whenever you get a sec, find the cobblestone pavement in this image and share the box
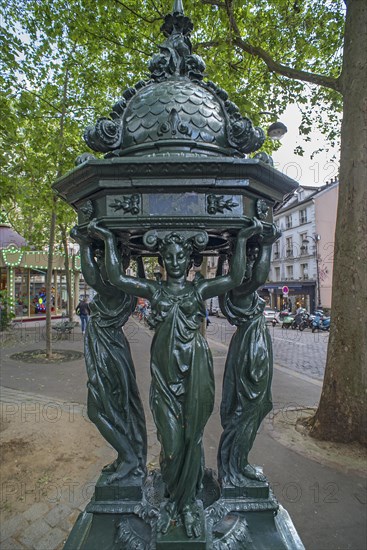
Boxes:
[1,317,329,382]
[207,317,329,380]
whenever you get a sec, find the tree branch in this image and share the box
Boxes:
[232,36,341,92]
[83,29,152,57]
[202,0,342,93]
[113,0,162,24]
[194,40,222,50]
[201,0,226,6]
[17,86,64,114]
[149,0,165,18]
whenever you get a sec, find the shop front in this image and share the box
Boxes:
[260,281,316,313]
[0,246,81,319]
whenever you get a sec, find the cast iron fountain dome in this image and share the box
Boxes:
[84,0,265,158]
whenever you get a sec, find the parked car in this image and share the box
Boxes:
[263,308,277,324]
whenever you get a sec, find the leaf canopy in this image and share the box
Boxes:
[0,0,345,245]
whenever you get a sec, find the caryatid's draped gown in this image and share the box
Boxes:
[148,283,215,511]
[218,291,273,485]
[85,290,147,480]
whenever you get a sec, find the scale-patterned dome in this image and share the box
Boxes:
[83,2,264,158]
[122,78,227,154]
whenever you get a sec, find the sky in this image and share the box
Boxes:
[271,103,340,188]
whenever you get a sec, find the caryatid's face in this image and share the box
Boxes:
[162,242,190,279]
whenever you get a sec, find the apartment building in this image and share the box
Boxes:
[263,179,339,312]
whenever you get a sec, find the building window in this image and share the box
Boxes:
[286,215,292,229]
[301,263,309,280]
[208,256,217,268]
[273,242,280,259]
[299,209,307,224]
[286,265,293,279]
[275,267,280,281]
[286,237,293,258]
[300,232,308,255]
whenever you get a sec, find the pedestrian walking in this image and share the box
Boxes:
[76,297,91,334]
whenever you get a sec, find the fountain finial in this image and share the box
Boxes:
[172,0,184,15]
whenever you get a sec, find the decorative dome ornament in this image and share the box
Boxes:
[256,199,270,220]
[83,0,265,158]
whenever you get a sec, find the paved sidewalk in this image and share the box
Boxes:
[0,320,366,550]
[0,388,99,550]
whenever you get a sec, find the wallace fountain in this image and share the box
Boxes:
[53,1,304,548]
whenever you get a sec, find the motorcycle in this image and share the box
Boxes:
[311,313,330,332]
[281,313,294,329]
[291,309,309,331]
[299,313,313,331]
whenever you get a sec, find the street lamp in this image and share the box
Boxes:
[258,111,288,140]
[302,234,322,310]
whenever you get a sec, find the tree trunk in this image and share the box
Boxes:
[44,64,70,358]
[45,195,57,359]
[309,0,367,445]
[60,225,74,320]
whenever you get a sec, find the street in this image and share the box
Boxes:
[207,315,329,380]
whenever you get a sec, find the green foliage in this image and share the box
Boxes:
[143,257,161,280]
[0,290,15,331]
[0,0,345,248]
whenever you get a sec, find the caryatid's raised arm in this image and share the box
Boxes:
[87,220,156,300]
[196,218,263,301]
[234,223,281,297]
[70,226,107,293]
[88,218,263,301]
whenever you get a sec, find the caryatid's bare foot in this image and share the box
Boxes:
[102,458,119,473]
[242,464,267,482]
[106,466,145,484]
[222,464,267,486]
[157,501,177,534]
[182,502,202,538]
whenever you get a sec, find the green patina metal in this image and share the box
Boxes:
[53,1,304,548]
[81,0,264,159]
